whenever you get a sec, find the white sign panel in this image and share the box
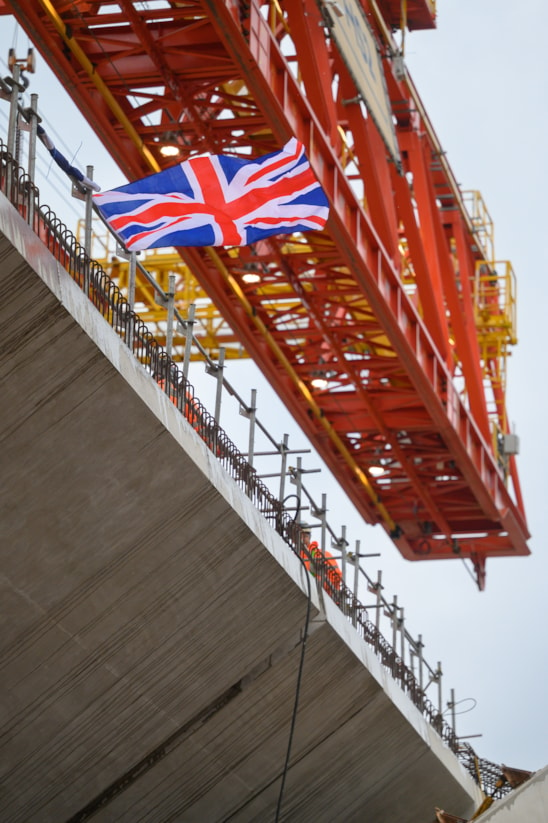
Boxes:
[319,0,401,169]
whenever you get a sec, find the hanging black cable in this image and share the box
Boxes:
[275,501,312,822]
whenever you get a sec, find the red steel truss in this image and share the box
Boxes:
[0,0,529,587]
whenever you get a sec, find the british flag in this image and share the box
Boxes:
[93,138,329,251]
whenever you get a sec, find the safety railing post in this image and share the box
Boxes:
[6,64,21,193]
[352,539,360,626]
[181,303,195,381]
[417,634,424,693]
[246,388,257,468]
[278,433,289,505]
[292,457,304,520]
[339,523,347,583]
[391,595,398,655]
[6,65,19,158]
[448,688,457,737]
[320,496,329,551]
[436,662,443,717]
[124,251,137,350]
[399,607,405,666]
[128,251,137,310]
[27,93,38,180]
[27,92,39,226]
[83,165,94,294]
[214,346,225,424]
[165,273,176,358]
[375,570,383,633]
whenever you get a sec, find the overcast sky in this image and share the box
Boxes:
[1,0,546,774]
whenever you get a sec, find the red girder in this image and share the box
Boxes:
[376,0,436,32]
[1,0,529,584]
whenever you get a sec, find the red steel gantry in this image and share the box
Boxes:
[0,0,529,587]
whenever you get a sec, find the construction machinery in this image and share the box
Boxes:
[0,0,529,587]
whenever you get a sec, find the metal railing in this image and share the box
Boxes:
[0,129,512,800]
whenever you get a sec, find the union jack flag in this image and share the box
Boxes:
[93,138,329,251]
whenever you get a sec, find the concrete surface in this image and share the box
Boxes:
[473,765,548,822]
[0,190,484,821]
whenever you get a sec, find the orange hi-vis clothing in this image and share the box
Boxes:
[158,377,178,402]
[157,378,200,431]
[301,541,343,592]
[323,549,343,591]
[300,539,319,574]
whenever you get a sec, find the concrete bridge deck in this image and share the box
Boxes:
[0,190,483,821]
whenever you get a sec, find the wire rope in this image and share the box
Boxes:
[274,495,311,822]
